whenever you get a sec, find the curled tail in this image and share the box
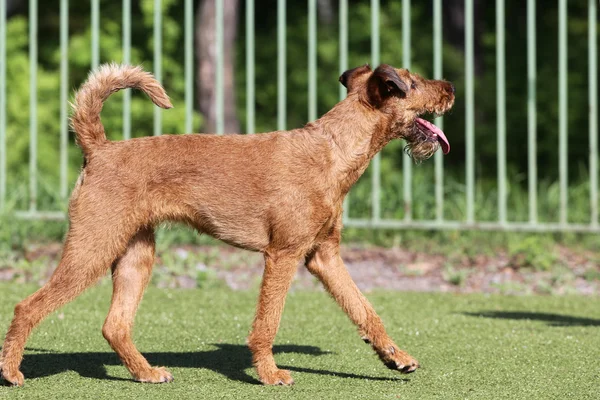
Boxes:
[70,63,173,155]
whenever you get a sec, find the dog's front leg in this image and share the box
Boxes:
[248,251,300,385]
[306,238,419,374]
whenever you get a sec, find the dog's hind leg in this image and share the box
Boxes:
[247,251,301,385]
[305,223,419,374]
[102,226,172,383]
[0,203,137,386]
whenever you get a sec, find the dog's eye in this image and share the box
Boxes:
[411,81,417,90]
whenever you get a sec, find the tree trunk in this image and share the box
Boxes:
[195,0,240,134]
[7,0,25,17]
[444,0,485,76]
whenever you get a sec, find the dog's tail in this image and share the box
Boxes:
[70,63,173,155]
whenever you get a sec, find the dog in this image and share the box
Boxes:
[0,63,454,386]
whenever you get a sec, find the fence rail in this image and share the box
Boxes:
[0,0,598,233]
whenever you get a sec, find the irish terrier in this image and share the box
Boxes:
[0,63,454,386]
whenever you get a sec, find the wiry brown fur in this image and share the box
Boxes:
[0,63,454,387]
[70,63,174,155]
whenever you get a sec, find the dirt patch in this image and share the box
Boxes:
[0,243,598,295]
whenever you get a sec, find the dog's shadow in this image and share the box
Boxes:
[462,311,600,327]
[18,344,404,384]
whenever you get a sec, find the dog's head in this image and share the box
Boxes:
[340,64,455,162]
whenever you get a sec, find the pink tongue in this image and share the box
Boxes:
[416,118,450,154]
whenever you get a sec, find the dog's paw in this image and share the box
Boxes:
[134,366,174,383]
[378,346,419,374]
[0,366,25,387]
[259,368,294,386]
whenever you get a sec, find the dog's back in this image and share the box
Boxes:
[80,129,334,251]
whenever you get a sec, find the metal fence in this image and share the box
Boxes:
[0,0,598,233]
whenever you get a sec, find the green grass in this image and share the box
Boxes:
[1,283,599,399]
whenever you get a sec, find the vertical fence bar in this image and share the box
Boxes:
[245,0,254,134]
[339,0,348,102]
[433,0,444,222]
[340,0,349,223]
[371,0,380,222]
[185,0,194,133]
[60,0,68,199]
[496,0,506,224]
[277,0,286,131]
[590,0,598,227]
[91,0,99,69]
[308,0,317,122]
[123,0,131,139]
[402,0,412,221]
[215,0,224,134]
[153,0,162,136]
[527,0,537,223]
[558,0,567,224]
[465,0,474,223]
[0,0,6,210]
[29,0,38,212]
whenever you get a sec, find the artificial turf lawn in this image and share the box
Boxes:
[0,282,598,399]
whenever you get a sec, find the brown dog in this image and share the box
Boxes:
[0,63,454,386]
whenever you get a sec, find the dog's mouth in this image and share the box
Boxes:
[414,118,450,155]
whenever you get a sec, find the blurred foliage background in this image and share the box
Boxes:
[1,0,598,224]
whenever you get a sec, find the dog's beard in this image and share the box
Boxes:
[403,134,440,163]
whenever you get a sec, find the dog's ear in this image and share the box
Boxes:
[339,64,372,92]
[366,64,409,106]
